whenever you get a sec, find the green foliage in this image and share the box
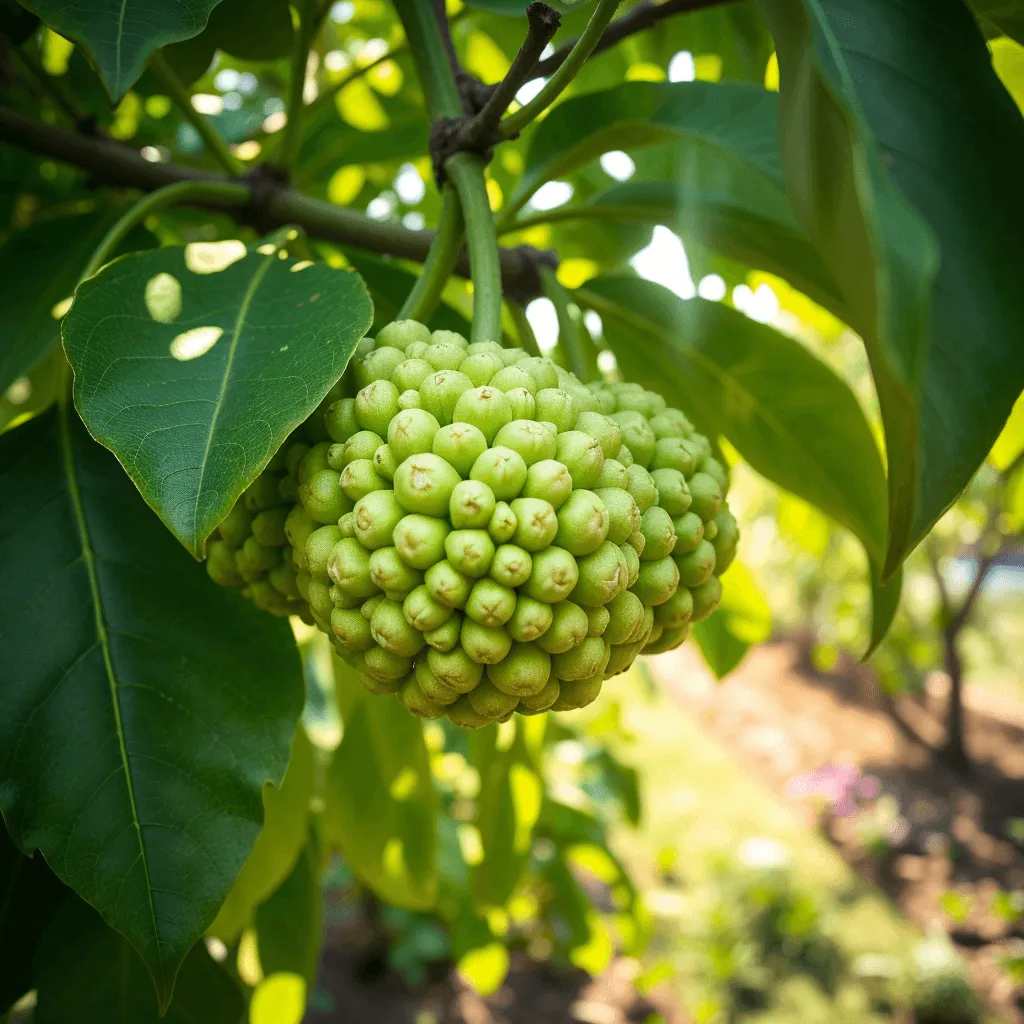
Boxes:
[692,562,772,678]
[18,0,225,101]
[760,0,1024,577]
[63,237,372,557]
[34,896,244,1023]
[0,406,304,1007]
[324,658,438,909]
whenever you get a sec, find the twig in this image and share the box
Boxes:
[500,0,619,139]
[149,53,243,177]
[527,0,740,81]
[0,105,556,299]
[463,3,561,147]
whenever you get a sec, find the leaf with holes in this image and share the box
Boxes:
[19,0,225,101]
[577,274,887,565]
[759,0,1024,576]
[63,241,373,558]
[0,406,304,1008]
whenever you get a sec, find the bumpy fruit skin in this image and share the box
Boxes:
[206,322,737,726]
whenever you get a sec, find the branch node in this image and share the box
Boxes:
[504,244,559,305]
[238,164,288,231]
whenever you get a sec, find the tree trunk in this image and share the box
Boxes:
[941,627,971,776]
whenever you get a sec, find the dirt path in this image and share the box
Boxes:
[649,639,1024,1022]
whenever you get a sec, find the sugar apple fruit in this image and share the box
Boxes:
[207,319,738,727]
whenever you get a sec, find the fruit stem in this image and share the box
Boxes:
[279,0,328,173]
[541,266,598,382]
[149,53,244,177]
[393,0,504,344]
[399,185,464,323]
[499,0,621,140]
[507,299,542,357]
[79,180,250,283]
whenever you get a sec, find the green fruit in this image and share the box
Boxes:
[535,600,589,654]
[373,444,398,481]
[465,578,517,628]
[419,369,474,424]
[507,596,553,643]
[505,386,536,419]
[550,673,602,711]
[655,587,693,629]
[467,678,519,718]
[460,351,503,386]
[461,619,513,664]
[711,506,739,575]
[356,346,405,388]
[604,590,646,645]
[553,637,609,681]
[632,556,680,606]
[331,607,374,651]
[356,379,400,435]
[518,677,560,713]
[453,386,513,441]
[517,357,559,391]
[522,546,579,604]
[687,471,723,521]
[596,458,628,489]
[300,469,347,524]
[490,544,532,588]
[650,468,691,517]
[471,446,528,501]
[394,453,461,516]
[493,419,557,465]
[340,459,387,501]
[427,646,483,693]
[377,319,431,350]
[673,511,704,554]
[509,497,557,552]
[521,459,573,509]
[403,584,454,631]
[490,364,535,394]
[571,541,627,608]
[445,529,495,578]
[625,464,658,513]
[371,598,426,656]
[487,643,551,696]
[392,357,433,392]
[586,605,610,637]
[446,695,493,728]
[425,559,472,608]
[388,407,441,462]
[575,411,621,458]
[432,422,488,477]
[397,676,447,719]
[393,514,450,569]
[556,430,604,489]
[414,659,460,705]
[554,489,609,555]
[639,506,676,561]
[690,575,723,621]
[353,490,404,549]
[651,436,697,475]
[488,501,518,543]
[252,507,289,547]
[595,487,640,545]
[449,479,496,529]
[610,411,655,467]
[305,525,342,578]
[534,388,578,432]
[425,342,466,371]
[424,611,462,651]
[675,539,716,587]
[325,398,360,443]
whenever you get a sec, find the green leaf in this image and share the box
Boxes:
[520,180,847,320]
[759,0,1024,576]
[692,562,772,678]
[34,896,244,1023]
[343,250,473,336]
[322,660,437,910]
[510,81,784,217]
[867,566,903,659]
[208,725,316,943]
[0,406,304,1009]
[0,821,65,1014]
[18,0,225,102]
[63,241,373,558]
[0,212,136,397]
[970,0,1024,45]
[255,834,323,986]
[577,275,888,566]
[469,719,544,909]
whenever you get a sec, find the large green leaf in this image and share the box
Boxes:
[18,0,224,101]
[208,725,316,943]
[692,562,772,678]
[255,834,323,985]
[519,180,847,318]
[34,896,244,1023]
[577,274,888,566]
[63,241,373,558]
[469,719,544,909]
[323,660,437,910]
[970,0,1024,44]
[0,406,304,1009]
[0,821,65,1014]
[509,81,784,218]
[759,0,1024,576]
[0,212,140,397]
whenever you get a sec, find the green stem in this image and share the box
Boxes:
[279,0,323,172]
[500,0,621,139]
[446,153,502,343]
[498,203,630,235]
[392,0,503,343]
[79,180,250,283]
[507,299,541,357]
[150,53,244,177]
[541,266,596,382]
[398,186,464,322]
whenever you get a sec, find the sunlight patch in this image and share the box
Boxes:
[50,296,73,320]
[185,240,246,274]
[145,272,182,323]
[171,325,223,361]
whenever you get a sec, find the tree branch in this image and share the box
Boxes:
[521,0,739,83]
[0,106,555,300]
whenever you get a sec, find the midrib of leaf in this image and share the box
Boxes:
[190,250,277,554]
[57,396,162,990]
[115,0,128,92]
[578,287,884,557]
